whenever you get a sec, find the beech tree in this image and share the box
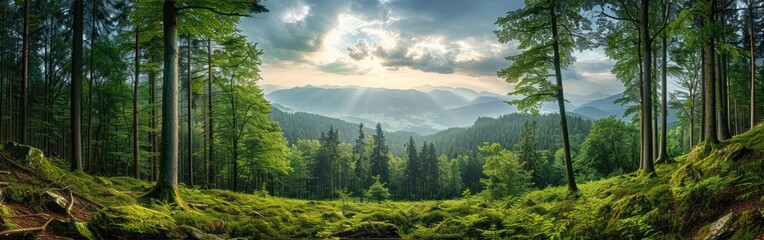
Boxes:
[141,0,268,206]
[495,0,590,192]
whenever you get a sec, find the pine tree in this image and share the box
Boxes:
[404,136,418,199]
[353,123,367,201]
[517,121,545,188]
[314,126,340,199]
[370,123,390,184]
[427,143,438,199]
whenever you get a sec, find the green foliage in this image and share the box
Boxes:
[479,143,532,199]
[574,117,640,181]
[91,205,177,237]
[366,176,391,203]
[370,123,391,184]
[494,0,589,114]
[516,120,547,188]
[336,188,351,207]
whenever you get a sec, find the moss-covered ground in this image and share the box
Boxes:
[2,125,764,239]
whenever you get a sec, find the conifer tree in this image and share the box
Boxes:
[353,123,367,200]
[370,123,390,184]
[517,121,545,188]
[405,136,418,199]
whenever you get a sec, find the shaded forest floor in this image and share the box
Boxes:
[1,125,764,239]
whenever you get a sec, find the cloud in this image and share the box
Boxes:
[318,59,369,75]
[243,0,522,76]
[347,39,371,60]
[242,1,623,95]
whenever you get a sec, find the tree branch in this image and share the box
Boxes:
[598,5,637,23]
[650,1,672,41]
[176,5,248,16]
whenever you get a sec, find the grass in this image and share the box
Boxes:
[2,124,764,238]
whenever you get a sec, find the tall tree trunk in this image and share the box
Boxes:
[133,12,140,179]
[207,38,214,186]
[186,34,193,187]
[149,57,158,181]
[550,7,578,192]
[144,0,183,206]
[21,0,29,144]
[9,37,13,141]
[700,50,706,142]
[232,91,238,192]
[750,0,757,129]
[730,98,740,135]
[657,11,670,163]
[717,11,731,140]
[638,32,645,171]
[87,3,96,172]
[0,12,5,141]
[703,0,718,143]
[70,0,84,171]
[718,54,730,140]
[640,0,656,175]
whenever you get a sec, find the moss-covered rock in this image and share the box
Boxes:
[91,205,177,239]
[48,220,96,240]
[42,190,69,215]
[698,212,739,240]
[3,142,56,176]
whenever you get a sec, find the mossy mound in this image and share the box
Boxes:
[333,221,401,238]
[670,125,764,230]
[91,205,177,239]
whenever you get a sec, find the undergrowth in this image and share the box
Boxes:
[2,124,764,239]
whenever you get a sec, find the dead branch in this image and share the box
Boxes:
[5,213,49,219]
[367,220,381,236]
[66,189,76,221]
[0,216,53,237]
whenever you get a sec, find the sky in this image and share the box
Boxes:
[239,0,624,96]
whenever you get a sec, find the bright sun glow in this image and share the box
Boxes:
[281,2,310,24]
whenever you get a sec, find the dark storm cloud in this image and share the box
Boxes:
[241,0,347,63]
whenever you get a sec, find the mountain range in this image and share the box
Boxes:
[264,85,636,135]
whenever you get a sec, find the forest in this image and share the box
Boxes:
[0,0,763,239]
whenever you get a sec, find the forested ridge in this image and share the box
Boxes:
[0,0,763,239]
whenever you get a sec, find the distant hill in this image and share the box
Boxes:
[270,107,421,156]
[435,100,516,127]
[271,106,592,157]
[573,93,629,119]
[266,86,515,134]
[423,113,592,156]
